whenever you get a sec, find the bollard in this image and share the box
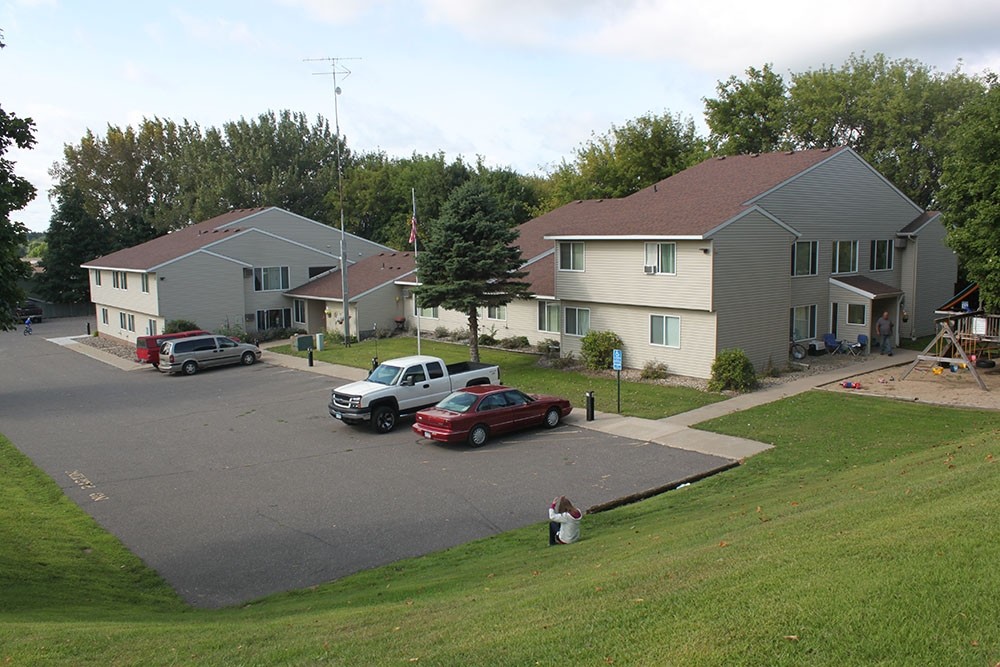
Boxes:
[585,390,595,421]
[308,349,314,367]
[86,323,91,335]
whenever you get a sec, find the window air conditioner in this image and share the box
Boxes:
[643,265,657,274]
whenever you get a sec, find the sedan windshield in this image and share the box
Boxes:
[368,364,403,385]
[436,391,480,413]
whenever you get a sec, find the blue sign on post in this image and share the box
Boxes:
[612,348,622,371]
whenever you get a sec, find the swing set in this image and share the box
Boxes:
[900,310,997,390]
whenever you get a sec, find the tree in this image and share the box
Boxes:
[38,188,112,303]
[938,78,1000,310]
[415,180,533,362]
[541,111,707,208]
[704,63,791,154]
[0,31,36,330]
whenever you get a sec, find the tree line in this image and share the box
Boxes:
[3,49,1000,330]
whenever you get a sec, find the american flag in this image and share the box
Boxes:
[408,215,418,245]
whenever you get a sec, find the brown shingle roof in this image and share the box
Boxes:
[82,208,270,270]
[530,148,849,239]
[287,251,416,300]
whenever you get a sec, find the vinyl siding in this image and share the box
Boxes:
[713,212,794,373]
[558,301,717,378]
[223,209,390,261]
[90,269,163,343]
[404,298,552,346]
[157,253,247,332]
[909,221,958,338]
[555,240,712,310]
[354,283,406,339]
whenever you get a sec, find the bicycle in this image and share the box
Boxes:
[23,318,33,336]
[789,336,807,360]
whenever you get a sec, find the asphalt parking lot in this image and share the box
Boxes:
[0,317,732,608]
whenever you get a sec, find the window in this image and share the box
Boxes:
[832,240,858,274]
[119,312,126,329]
[147,319,158,336]
[478,305,507,321]
[847,303,867,325]
[256,308,291,330]
[402,365,426,384]
[119,312,135,332]
[870,239,893,271]
[790,305,817,340]
[538,301,560,333]
[426,361,445,379]
[791,241,818,276]
[414,298,438,318]
[643,242,676,274]
[293,299,306,323]
[253,266,290,291]
[559,242,584,271]
[101,308,108,325]
[128,314,135,332]
[94,270,102,286]
[112,271,128,289]
[141,273,149,293]
[650,314,681,347]
[565,307,590,337]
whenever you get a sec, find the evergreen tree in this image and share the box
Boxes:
[38,188,111,303]
[415,180,532,362]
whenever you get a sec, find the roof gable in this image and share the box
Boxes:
[286,251,416,300]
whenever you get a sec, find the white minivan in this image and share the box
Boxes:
[158,334,261,375]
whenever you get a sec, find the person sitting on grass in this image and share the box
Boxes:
[548,495,583,545]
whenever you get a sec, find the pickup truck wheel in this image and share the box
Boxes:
[468,424,489,447]
[182,360,198,376]
[543,407,562,428]
[371,406,398,433]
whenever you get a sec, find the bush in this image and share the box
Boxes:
[164,319,201,334]
[324,329,357,346]
[548,351,579,369]
[538,338,561,358]
[708,348,758,393]
[580,330,624,371]
[216,322,246,340]
[245,327,305,343]
[433,326,450,339]
[449,328,470,342]
[640,360,669,380]
[478,325,498,347]
[499,335,530,349]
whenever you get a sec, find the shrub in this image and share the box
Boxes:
[548,351,579,369]
[580,330,624,370]
[245,327,305,343]
[499,335,530,349]
[708,348,758,393]
[164,319,201,334]
[216,323,246,340]
[478,325,498,347]
[449,328,470,342]
[324,329,357,346]
[434,326,450,339]
[640,360,669,380]
[538,338,561,358]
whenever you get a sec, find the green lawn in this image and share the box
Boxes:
[272,335,727,418]
[3,389,999,665]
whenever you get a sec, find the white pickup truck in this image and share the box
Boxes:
[328,354,501,433]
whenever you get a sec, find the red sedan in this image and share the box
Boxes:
[412,385,573,447]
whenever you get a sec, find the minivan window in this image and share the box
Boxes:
[217,337,238,348]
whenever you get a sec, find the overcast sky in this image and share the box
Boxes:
[2,0,999,232]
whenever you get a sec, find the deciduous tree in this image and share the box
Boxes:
[0,32,36,330]
[38,188,111,303]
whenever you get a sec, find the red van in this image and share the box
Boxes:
[136,330,211,367]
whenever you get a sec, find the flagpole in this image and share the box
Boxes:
[411,188,421,356]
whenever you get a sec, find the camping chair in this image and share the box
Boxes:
[847,334,869,357]
[823,333,846,355]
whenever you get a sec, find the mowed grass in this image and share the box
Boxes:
[3,392,1000,665]
[272,336,727,418]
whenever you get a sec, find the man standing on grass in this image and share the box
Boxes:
[875,311,894,356]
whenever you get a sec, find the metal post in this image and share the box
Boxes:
[86,322,91,335]
[308,349,314,367]
[585,391,595,421]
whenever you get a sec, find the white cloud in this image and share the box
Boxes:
[172,10,260,48]
[275,0,378,24]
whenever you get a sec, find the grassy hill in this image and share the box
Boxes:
[2,391,999,665]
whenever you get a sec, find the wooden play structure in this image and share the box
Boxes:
[900,311,998,391]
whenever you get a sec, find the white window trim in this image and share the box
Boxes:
[792,240,818,277]
[564,306,590,337]
[253,266,290,292]
[790,304,817,341]
[833,240,859,274]
[870,239,893,272]
[644,242,676,275]
[847,303,867,326]
[537,301,560,333]
[649,314,681,348]
[558,242,585,272]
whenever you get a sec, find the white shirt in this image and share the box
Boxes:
[549,507,582,543]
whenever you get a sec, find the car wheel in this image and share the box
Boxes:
[241,351,256,366]
[371,406,398,434]
[182,360,198,376]
[468,424,489,447]
[544,407,562,428]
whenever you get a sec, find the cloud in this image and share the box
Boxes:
[275,0,378,24]
[172,9,260,48]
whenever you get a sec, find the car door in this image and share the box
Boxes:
[212,336,241,367]
[190,337,221,367]
[394,363,434,411]
[475,392,515,434]
[502,389,543,430]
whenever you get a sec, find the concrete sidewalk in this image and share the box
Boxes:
[258,341,917,462]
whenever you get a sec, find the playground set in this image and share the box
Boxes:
[900,311,998,391]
